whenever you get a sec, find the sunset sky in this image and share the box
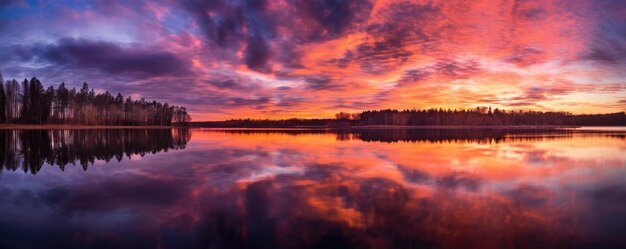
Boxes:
[0,0,625,120]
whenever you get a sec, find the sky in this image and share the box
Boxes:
[0,0,624,120]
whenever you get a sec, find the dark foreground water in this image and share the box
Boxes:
[0,128,625,249]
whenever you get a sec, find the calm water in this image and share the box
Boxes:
[0,128,625,249]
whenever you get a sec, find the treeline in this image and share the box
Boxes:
[355,108,626,126]
[192,107,626,128]
[0,74,191,126]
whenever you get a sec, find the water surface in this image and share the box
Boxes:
[0,128,625,249]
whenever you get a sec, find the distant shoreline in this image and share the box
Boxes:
[350,125,580,129]
[4,124,624,130]
[0,124,184,129]
[195,125,583,130]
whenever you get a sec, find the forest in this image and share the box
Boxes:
[195,107,626,128]
[353,107,626,126]
[0,75,191,126]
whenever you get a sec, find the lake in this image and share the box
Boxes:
[0,128,625,249]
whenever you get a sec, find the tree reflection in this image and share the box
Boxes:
[0,129,191,174]
[349,128,574,143]
[208,128,579,143]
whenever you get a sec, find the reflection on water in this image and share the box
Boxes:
[0,128,625,249]
[216,127,626,144]
[0,129,191,174]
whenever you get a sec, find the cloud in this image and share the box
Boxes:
[208,79,241,89]
[304,75,340,90]
[583,44,626,65]
[206,75,260,91]
[245,34,272,71]
[36,38,190,79]
[182,0,276,72]
[295,0,373,38]
[398,59,482,86]
[182,0,242,46]
[504,47,547,67]
[276,96,304,107]
[340,2,442,74]
[579,0,626,67]
[0,0,23,10]
[224,96,272,107]
[1,0,626,119]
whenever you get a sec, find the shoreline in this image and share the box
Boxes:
[349,125,581,129]
[0,124,184,129]
[3,124,624,130]
[195,125,584,130]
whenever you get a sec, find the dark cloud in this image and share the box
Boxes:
[504,47,545,67]
[214,10,246,47]
[581,0,626,67]
[511,0,548,21]
[294,0,373,37]
[516,87,550,101]
[345,2,441,74]
[274,41,304,69]
[245,34,271,71]
[183,0,275,72]
[0,0,21,9]
[365,2,440,40]
[226,96,271,106]
[583,46,624,65]
[36,38,190,79]
[509,84,578,104]
[398,60,482,85]
[493,83,590,108]
[505,101,546,108]
[330,90,390,110]
[207,76,259,91]
[177,0,466,78]
[304,75,340,90]
[400,69,431,84]
[353,42,413,74]
[519,7,547,20]
[431,60,482,77]
[183,0,239,47]
[209,79,241,89]
[337,50,354,68]
[182,0,373,72]
[244,0,268,11]
[276,96,304,107]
